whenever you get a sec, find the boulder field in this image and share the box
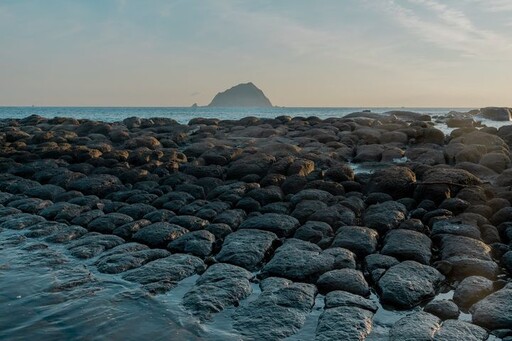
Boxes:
[0,113,511,340]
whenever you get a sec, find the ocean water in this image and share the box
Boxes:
[0,106,474,124]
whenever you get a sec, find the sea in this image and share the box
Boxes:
[0,106,508,340]
[0,106,475,124]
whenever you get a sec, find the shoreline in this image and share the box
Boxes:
[1,112,511,339]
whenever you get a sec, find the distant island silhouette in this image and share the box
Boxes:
[207,82,273,107]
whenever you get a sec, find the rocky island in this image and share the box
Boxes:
[208,82,273,107]
[0,110,512,340]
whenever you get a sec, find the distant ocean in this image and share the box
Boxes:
[0,106,474,124]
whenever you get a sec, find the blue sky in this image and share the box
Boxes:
[0,0,511,106]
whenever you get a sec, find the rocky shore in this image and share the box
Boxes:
[1,111,511,340]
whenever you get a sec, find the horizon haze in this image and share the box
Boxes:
[0,0,511,107]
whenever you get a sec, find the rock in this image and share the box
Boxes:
[44,225,88,243]
[316,269,370,296]
[68,174,123,197]
[25,184,65,200]
[213,209,246,229]
[0,213,46,230]
[122,253,205,294]
[208,82,272,107]
[67,232,125,259]
[424,300,460,320]
[363,201,407,234]
[315,304,374,341]
[365,166,416,199]
[168,215,209,231]
[491,207,512,226]
[431,220,481,240]
[330,226,378,258]
[324,290,378,312]
[87,212,134,234]
[381,229,432,264]
[70,209,104,227]
[182,263,253,320]
[365,254,400,273]
[294,221,333,248]
[95,243,170,274]
[479,152,510,173]
[232,278,317,340]
[132,223,189,249]
[503,251,512,275]
[167,230,215,257]
[434,320,488,341]
[389,311,441,340]
[117,203,156,220]
[476,107,512,121]
[378,261,444,309]
[471,284,512,330]
[238,213,300,237]
[261,239,356,282]
[453,276,495,311]
[215,229,278,271]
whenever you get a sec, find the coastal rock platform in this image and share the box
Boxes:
[0,113,511,340]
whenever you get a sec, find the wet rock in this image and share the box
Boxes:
[453,276,494,311]
[363,201,407,234]
[324,290,378,312]
[68,174,124,197]
[182,263,253,320]
[8,198,53,214]
[0,213,46,230]
[132,222,189,248]
[44,225,88,243]
[112,219,152,239]
[294,221,334,248]
[232,278,317,340]
[87,213,134,234]
[70,209,104,227]
[238,213,300,237]
[330,225,378,258]
[431,220,481,239]
[39,202,84,222]
[434,320,488,341]
[95,243,170,274]
[378,261,444,309]
[389,311,441,340]
[117,203,156,220]
[424,299,460,320]
[315,301,374,340]
[471,284,512,330]
[67,232,125,258]
[215,229,278,270]
[168,215,209,231]
[365,166,416,199]
[316,269,370,296]
[167,230,215,257]
[261,239,356,282]
[381,229,432,264]
[122,253,205,293]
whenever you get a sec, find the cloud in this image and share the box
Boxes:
[368,0,512,60]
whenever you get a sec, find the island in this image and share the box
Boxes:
[208,82,273,107]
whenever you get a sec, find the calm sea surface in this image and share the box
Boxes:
[0,106,474,124]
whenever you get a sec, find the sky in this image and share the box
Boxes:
[0,0,511,107]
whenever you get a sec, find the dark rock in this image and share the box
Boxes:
[331,225,378,258]
[238,213,300,237]
[143,209,176,223]
[363,201,407,234]
[68,174,123,197]
[38,202,83,222]
[261,239,356,282]
[365,166,416,199]
[205,223,232,240]
[212,209,246,229]
[67,232,125,259]
[182,263,253,321]
[122,253,205,294]
[232,278,317,340]
[87,213,134,234]
[315,303,374,340]
[424,300,460,320]
[316,269,370,296]
[167,230,215,257]
[431,220,481,240]
[112,219,152,239]
[476,107,512,121]
[378,261,444,309]
[168,215,209,231]
[117,203,156,220]
[324,290,378,312]
[294,221,334,248]
[95,243,170,274]
[453,276,494,311]
[434,320,488,341]
[365,192,393,205]
[208,82,272,107]
[0,213,46,230]
[215,229,278,271]
[70,209,104,227]
[132,223,189,249]
[471,284,512,330]
[389,311,441,340]
[381,229,432,264]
